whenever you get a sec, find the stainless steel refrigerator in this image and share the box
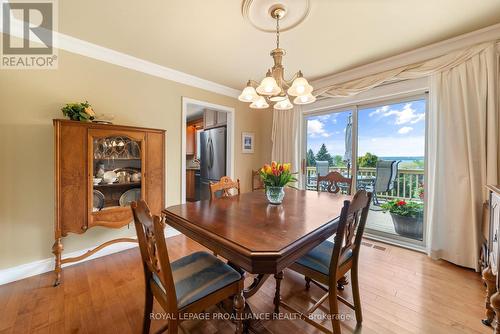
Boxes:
[200,127,226,200]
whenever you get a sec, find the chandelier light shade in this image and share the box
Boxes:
[240,5,316,110]
[293,93,316,105]
[250,96,270,109]
[238,82,259,102]
[256,73,281,96]
[287,75,313,96]
[274,97,294,111]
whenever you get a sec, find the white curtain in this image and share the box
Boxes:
[427,44,499,270]
[271,106,301,173]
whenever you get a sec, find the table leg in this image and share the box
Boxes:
[482,267,496,326]
[274,271,284,314]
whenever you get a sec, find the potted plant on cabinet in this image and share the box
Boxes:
[380,199,424,239]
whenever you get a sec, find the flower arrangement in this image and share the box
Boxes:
[380,199,423,218]
[61,101,95,122]
[259,161,297,187]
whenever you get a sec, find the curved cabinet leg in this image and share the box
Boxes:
[491,291,500,333]
[52,238,63,286]
[483,267,496,326]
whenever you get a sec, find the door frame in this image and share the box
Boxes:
[300,79,429,249]
[181,97,235,204]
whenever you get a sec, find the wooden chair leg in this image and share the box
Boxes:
[143,284,153,334]
[305,276,312,290]
[351,267,363,323]
[234,292,245,334]
[482,266,496,326]
[329,287,342,334]
[274,271,284,314]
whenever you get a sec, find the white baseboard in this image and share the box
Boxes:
[0,227,181,286]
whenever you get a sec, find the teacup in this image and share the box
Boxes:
[104,177,117,184]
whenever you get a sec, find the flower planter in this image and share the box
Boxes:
[390,213,423,240]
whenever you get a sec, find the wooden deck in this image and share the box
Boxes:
[0,235,488,334]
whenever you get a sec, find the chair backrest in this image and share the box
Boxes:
[252,170,265,191]
[316,171,352,194]
[329,190,372,279]
[209,176,241,200]
[374,160,400,193]
[316,161,330,177]
[131,200,178,312]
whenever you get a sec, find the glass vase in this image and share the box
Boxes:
[266,186,285,205]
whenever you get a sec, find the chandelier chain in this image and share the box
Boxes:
[276,14,280,49]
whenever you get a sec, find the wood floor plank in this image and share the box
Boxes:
[0,236,491,333]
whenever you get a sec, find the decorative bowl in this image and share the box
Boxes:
[93,177,102,185]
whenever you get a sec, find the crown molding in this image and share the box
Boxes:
[0,15,240,98]
[54,33,240,98]
[312,23,500,90]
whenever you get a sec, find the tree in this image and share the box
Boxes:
[306,149,316,166]
[315,144,333,166]
[357,152,378,167]
[332,155,346,167]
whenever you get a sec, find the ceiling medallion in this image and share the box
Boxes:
[239,2,315,110]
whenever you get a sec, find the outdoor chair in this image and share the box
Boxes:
[361,160,400,206]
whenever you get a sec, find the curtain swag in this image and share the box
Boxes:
[313,41,499,98]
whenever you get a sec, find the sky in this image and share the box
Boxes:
[306,99,426,158]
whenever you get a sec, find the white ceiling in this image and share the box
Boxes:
[59,0,500,90]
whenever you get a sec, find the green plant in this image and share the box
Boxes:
[315,143,333,166]
[357,152,378,167]
[61,101,95,121]
[259,162,297,187]
[380,199,423,218]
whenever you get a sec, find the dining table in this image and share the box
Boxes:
[162,188,352,333]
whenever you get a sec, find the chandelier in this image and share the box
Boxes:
[238,5,316,110]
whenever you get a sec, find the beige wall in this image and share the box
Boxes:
[0,50,272,269]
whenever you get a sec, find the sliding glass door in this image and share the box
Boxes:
[303,95,427,247]
[304,110,353,192]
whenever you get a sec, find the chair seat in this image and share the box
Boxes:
[296,240,353,276]
[152,251,241,308]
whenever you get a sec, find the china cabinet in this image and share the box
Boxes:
[53,119,165,285]
[482,185,500,330]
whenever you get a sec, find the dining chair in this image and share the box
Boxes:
[317,171,353,195]
[131,200,245,334]
[251,170,265,191]
[209,176,241,200]
[278,190,372,334]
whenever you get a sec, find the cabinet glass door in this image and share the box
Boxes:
[92,136,143,211]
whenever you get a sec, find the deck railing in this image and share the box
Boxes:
[305,166,424,201]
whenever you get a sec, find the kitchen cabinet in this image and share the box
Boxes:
[186,118,203,156]
[186,169,196,201]
[203,109,227,129]
[186,124,196,155]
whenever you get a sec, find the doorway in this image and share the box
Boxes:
[302,95,428,248]
[181,98,235,204]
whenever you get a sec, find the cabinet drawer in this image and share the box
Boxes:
[90,207,133,229]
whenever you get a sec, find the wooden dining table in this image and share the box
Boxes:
[162,188,352,332]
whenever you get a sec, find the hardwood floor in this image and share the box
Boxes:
[0,235,490,334]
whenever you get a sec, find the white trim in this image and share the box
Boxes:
[181,97,235,204]
[0,227,180,286]
[312,23,500,89]
[0,15,239,98]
